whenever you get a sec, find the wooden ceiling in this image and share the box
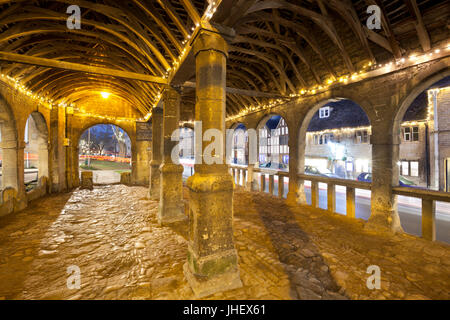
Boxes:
[0,0,448,118]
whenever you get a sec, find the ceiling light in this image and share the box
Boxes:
[100,91,111,99]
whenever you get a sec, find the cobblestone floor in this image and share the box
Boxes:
[0,185,448,300]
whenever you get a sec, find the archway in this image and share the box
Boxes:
[392,73,450,242]
[257,114,289,196]
[23,112,49,192]
[78,124,131,185]
[298,98,372,218]
[179,126,194,180]
[257,115,289,171]
[230,123,248,166]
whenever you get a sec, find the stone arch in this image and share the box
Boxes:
[229,123,248,165]
[297,97,373,176]
[392,68,450,145]
[0,93,19,191]
[256,114,290,170]
[75,122,134,184]
[391,68,450,191]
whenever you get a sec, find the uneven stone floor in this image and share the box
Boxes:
[0,185,448,300]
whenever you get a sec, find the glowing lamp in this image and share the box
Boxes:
[100,92,111,99]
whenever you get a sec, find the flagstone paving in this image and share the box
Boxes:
[0,184,448,300]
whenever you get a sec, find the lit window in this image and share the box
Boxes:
[281,127,285,135]
[404,127,411,141]
[412,127,419,141]
[401,161,409,176]
[319,106,330,118]
[286,127,288,134]
[410,161,419,177]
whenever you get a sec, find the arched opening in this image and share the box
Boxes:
[393,74,450,242]
[230,123,248,166]
[179,126,194,180]
[258,115,289,171]
[257,115,289,196]
[79,124,131,184]
[0,95,18,192]
[24,112,49,192]
[299,99,372,218]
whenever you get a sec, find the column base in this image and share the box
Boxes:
[365,211,404,234]
[158,213,188,226]
[158,163,185,225]
[183,251,243,298]
[286,191,298,205]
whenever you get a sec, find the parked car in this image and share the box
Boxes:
[259,162,288,170]
[305,165,340,178]
[356,172,418,187]
[259,162,272,168]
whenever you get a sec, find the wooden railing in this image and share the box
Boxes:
[393,187,450,241]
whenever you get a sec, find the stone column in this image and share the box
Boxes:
[246,165,254,191]
[64,110,73,190]
[0,140,19,191]
[149,107,163,200]
[184,27,242,298]
[287,121,305,205]
[135,140,150,186]
[158,86,185,225]
[49,105,66,193]
[367,142,403,233]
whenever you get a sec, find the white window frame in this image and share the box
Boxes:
[319,106,330,118]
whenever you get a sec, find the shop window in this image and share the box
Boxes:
[410,161,419,177]
[401,161,409,176]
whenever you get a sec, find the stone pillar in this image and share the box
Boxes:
[327,183,336,213]
[65,110,74,190]
[49,105,66,193]
[246,166,254,191]
[367,143,403,233]
[268,174,274,194]
[278,174,284,198]
[72,145,80,188]
[422,199,436,241]
[184,27,242,298]
[158,86,185,225]
[346,186,355,218]
[311,181,319,208]
[135,140,150,186]
[287,121,305,204]
[0,140,19,191]
[149,108,163,200]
